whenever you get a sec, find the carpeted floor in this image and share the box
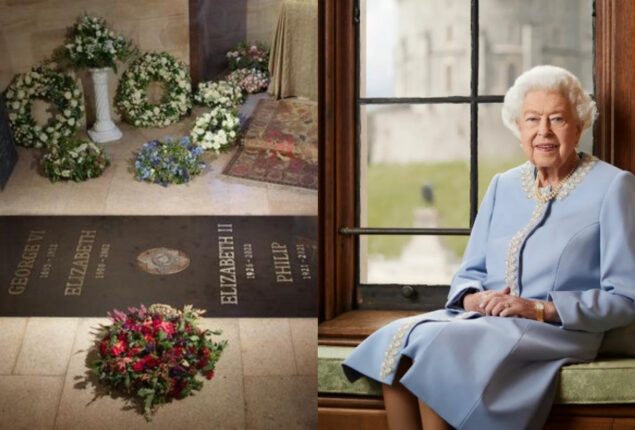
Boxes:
[224,98,318,189]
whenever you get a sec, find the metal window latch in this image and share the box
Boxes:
[353,6,360,24]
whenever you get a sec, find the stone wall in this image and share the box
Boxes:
[191,0,284,82]
[0,0,189,123]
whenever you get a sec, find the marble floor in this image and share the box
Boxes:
[0,317,317,430]
[0,105,317,216]
[0,102,318,429]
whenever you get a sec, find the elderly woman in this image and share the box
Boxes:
[342,65,635,430]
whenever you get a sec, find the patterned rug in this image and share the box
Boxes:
[224,147,317,189]
[224,98,318,189]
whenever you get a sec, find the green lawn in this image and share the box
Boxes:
[366,158,525,259]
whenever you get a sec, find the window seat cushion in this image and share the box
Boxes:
[318,345,635,404]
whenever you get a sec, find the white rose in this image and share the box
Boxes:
[8,113,17,121]
[61,170,71,177]
[11,101,19,109]
[64,92,72,99]
[153,107,160,115]
[40,133,48,141]
[64,109,71,117]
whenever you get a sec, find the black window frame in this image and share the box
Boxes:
[344,0,596,311]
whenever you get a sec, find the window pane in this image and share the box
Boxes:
[362,104,471,229]
[478,103,526,206]
[361,234,466,285]
[479,0,594,94]
[361,0,471,98]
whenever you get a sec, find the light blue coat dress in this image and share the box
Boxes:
[342,154,635,430]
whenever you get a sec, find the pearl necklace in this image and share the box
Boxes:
[533,159,579,203]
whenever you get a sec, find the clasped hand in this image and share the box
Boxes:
[463,287,538,319]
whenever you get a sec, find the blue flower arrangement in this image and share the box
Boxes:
[134,136,205,186]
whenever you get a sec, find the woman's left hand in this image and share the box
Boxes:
[479,287,537,319]
[478,287,561,322]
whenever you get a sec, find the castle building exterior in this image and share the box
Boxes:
[366,0,593,164]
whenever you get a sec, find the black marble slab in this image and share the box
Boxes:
[0,216,317,317]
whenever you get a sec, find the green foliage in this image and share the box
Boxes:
[3,67,85,149]
[225,41,270,72]
[115,52,192,128]
[59,14,135,71]
[134,137,205,186]
[94,305,227,420]
[41,137,110,182]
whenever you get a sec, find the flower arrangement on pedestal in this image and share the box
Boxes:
[194,80,243,110]
[190,106,240,153]
[41,137,110,182]
[134,136,204,186]
[92,304,227,420]
[116,52,192,128]
[3,67,85,149]
[60,14,134,71]
[55,14,134,143]
[225,41,270,73]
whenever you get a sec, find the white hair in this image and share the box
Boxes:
[501,65,597,139]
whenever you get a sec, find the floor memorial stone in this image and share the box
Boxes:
[0,216,317,317]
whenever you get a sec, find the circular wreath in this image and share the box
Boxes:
[190,106,240,153]
[116,52,192,128]
[42,137,110,182]
[4,67,85,149]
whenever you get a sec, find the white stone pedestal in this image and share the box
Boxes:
[87,68,122,143]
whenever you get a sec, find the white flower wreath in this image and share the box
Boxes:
[115,52,192,127]
[4,67,85,149]
[190,106,240,153]
[194,80,243,110]
[42,138,110,182]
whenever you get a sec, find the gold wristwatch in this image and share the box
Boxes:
[534,301,545,322]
